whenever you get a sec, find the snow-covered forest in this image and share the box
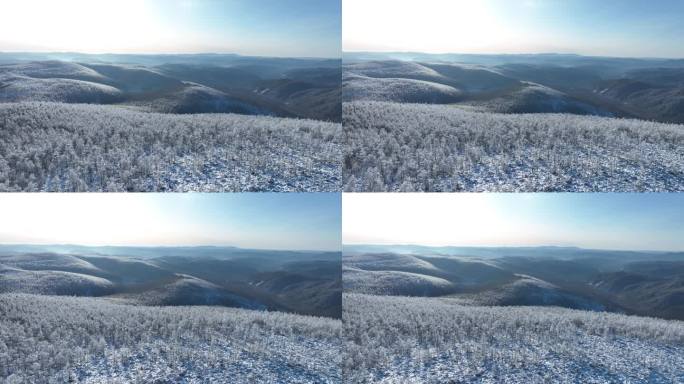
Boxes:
[343,266,453,297]
[0,102,341,191]
[0,293,342,383]
[343,293,684,383]
[343,101,684,192]
[342,73,462,104]
[0,56,342,191]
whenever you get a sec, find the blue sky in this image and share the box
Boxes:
[343,194,684,251]
[0,193,341,251]
[344,0,684,58]
[0,0,341,57]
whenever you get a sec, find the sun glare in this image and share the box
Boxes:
[0,0,179,53]
[342,193,528,247]
[343,0,514,53]
[0,194,188,246]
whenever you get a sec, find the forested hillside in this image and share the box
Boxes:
[343,293,684,383]
[343,247,684,321]
[344,101,684,192]
[0,102,341,192]
[0,57,341,122]
[0,247,342,318]
[0,294,342,383]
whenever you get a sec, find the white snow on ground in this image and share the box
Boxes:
[343,267,453,296]
[0,253,102,274]
[0,102,341,192]
[343,253,438,272]
[0,293,341,383]
[75,334,339,384]
[344,61,446,81]
[343,73,462,103]
[375,335,684,384]
[0,61,108,82]
[344,101,684,192]
[343,293,684,383]
[0,75,122,103]
[159,146,340,192]
[0,265,113,295]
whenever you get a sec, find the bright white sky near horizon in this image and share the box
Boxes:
[0,0,341,57]
[0,193,341,251]
[343,194,684,252]
[343,0,684,58]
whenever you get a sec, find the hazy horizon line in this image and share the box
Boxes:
[0,242,341,253]
[343,50,684,61]
[0,50,342,60]
[343,243,683,253]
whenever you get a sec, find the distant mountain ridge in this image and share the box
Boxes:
[0,243,338,257]
[342,54,684,123]
[0,54,341,121]
[0,245,342,318]
[344,244,682,258]
[343,244,684,320]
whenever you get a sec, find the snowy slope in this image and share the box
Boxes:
[118,274,265,309]
[344,61,447,82]
[0,75,123,103]
[461,275,605,311]
[0,293,342,383]
[343,74,462,103]
[0,61,108,82]
[343,253,439,273]
[0,102,341,192]
[0,265,113,296]
[343,293,684,383]
[135,82,270,115]
[462,82,611,115]
[343,266,454,296]
[344,100,684,192]
[0,253,102,275]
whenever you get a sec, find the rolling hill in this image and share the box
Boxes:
[343,73,462,103]
[0,265,114,296]
[594,78,684,124]
[459,275,605,310]
[0,60,108,82]
[115,274,264,308]
[344,55,684,124]
[0,246,342,319]
[342,245,684,382]
[462,81,611,115]
[0,55,342,192]
[343,60,615,116]
[343,245,684,321]
[0,55,342,121]
[0,75,123,103]
[343,56,684,192]
[344,60,448,83]
[0,243,342,382]
[343,266,454,296]
[133,82,269,115]
[592,265,684,320]
[344,252,439,274]
[0,252,103,275]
